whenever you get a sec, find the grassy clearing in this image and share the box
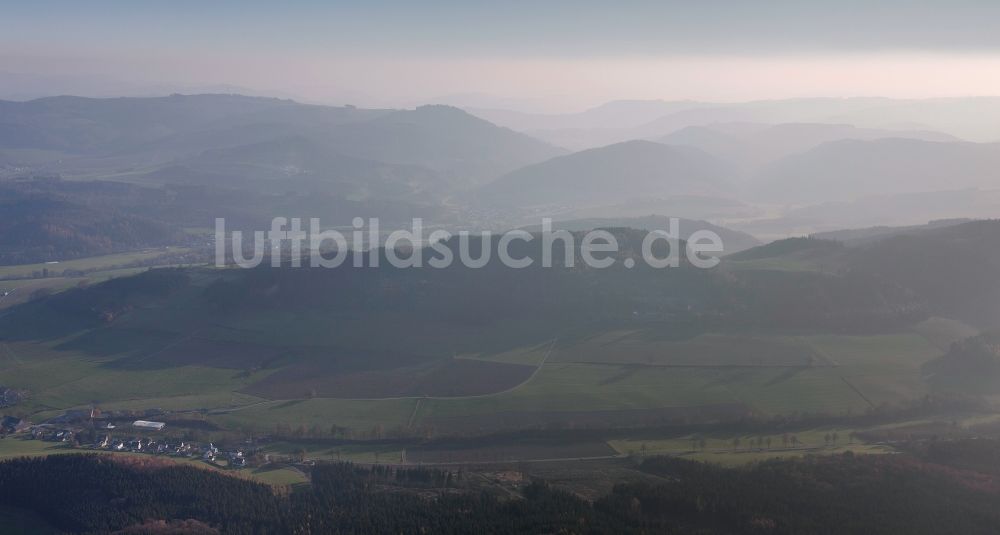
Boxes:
[911,317,979,350]
[30,365,256,411]
[418,364,733,420]
[803,333,941,407]
[1,311,946,435]
[0,340,265,416]
[805,333,941,371]
[459,341,554,366]
[610,424,893,466]
[0,248,192,280]
[552,331,823,367]
[679,444,893,466]
[0,267,158,309]
[262,440,405,464]
[209,398,419,435]
[201,310,559,358]
[610,426,862,456]
[84,391,267,413]
[244,465,309,486]
[0,437,77,460]
[415,332,942,425]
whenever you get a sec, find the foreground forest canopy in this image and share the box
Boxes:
[5,439,1000,534]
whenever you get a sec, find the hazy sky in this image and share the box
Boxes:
[4,0,1000,110]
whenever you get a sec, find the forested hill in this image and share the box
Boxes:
[0,227,933,348]
[0,95,563,190]
[0,185,188,264]
[6,446,1000,534]
[727,219,1000,327]
[0,95,566,263]
[6,222,1000,368]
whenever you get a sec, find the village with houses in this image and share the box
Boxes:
[0,406,273,470]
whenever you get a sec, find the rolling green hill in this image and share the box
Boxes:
[4,222,986,435]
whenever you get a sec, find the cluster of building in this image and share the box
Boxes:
[2,415,253,468]
[92,421,249,467]
[90,434,248,466]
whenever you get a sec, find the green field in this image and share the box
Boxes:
[0,249,961,439]
[244,465,309,486]
[0,320,984,474]
[609,437,891,467]
[0,268,163,310]
[211,398,420,436]
[0,262,959,438]
[0,437,77,460]
[406,331,944,429]
[460,340,555,366]
[262,440,406,464]
[910,316,980,350]
[677,444,893,466]
[549,330,828,366]
[0,247,204,312]
[0,340,267,416]
[2,326,949,435]
[0,248,193,280]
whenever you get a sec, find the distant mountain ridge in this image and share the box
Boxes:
[518,215,760,254]
[477,140,731,207]
[659,122,959,173]
[0,95,564,194]
[753,138,1000,203]
[811,219,973,245]
[467,97,1000,149]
